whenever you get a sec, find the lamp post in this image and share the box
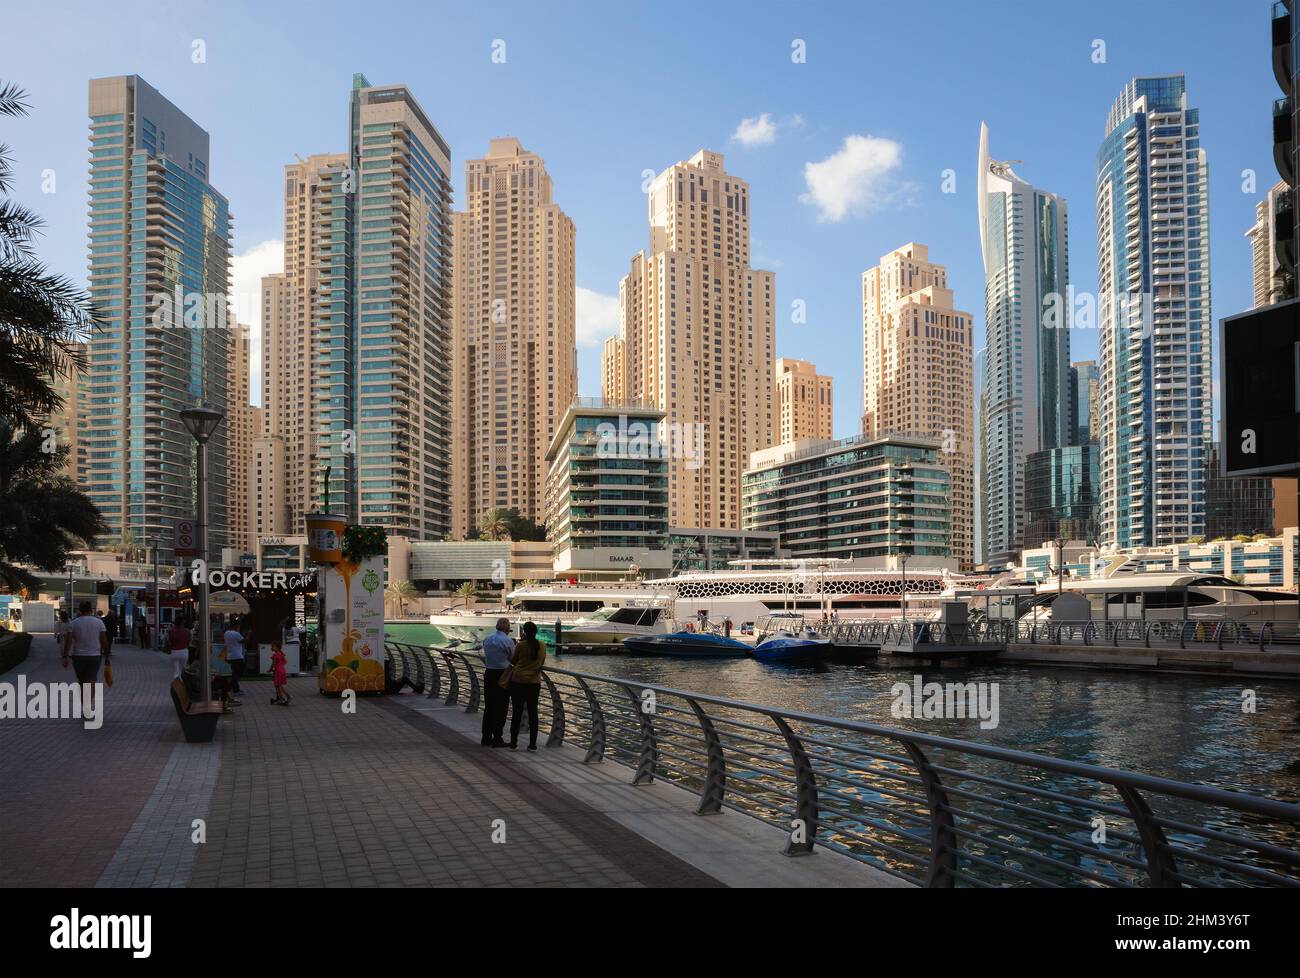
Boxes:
[181,405,224,708]
[151,534,161,650]
[898,551,910,623]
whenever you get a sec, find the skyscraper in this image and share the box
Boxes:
[1246,180,1294,306]
[1069,360,1100,446]
[861,243,974,568]
[82,75,233,561]
[1097,75,1212,549]
[450,138,576,538]
[225,322,260,554]
[603,150,775,530]
[977,123,1071,566]
[257,152,353,532]
[349,74,454,538]
[773,357,833,445]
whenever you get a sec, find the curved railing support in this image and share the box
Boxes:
[1116,783,1179,887]
[439,650,460,706]
[772,715,818,856]
[686,697,726,815]
[541,670,565,747]
[626,686,658,785]
[901,740,959,887]
[425,649,442,700]
[575,674,605,764]
[455,652,480,714]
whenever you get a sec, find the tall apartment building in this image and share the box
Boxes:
[602,150,775,530]
[977,124,1071,566]
[350,74,454,538]
[49,341,86,483]
[450,138,576,538]
[861,243,974,568]
[1097,75,1212,549]
[1069,360,1100,446]
[82,75,232,561]
[251,434,288,540]
[226,323,260,554]
[258,153,352,534]
[773,357,832,445]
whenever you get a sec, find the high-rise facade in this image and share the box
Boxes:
[1096,76,1212,549]
[349,74,454,538]
[773,357,832,445]
[82,75,233,561]
[1069,360,1100,446]
[258,153,353,534]
[450,138,576,538]
[1246,180,1294,306]
[226,323,260,554]
[977,124,1071,566]
[50,341,86,483]
[603,150,775,530]
[861,243,974,568]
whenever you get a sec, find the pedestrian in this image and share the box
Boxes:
[137,606,150,648]
[507,620,546,751]
[53,610,70,650]
[167,614,192,680]
[270,642,291,706]
[63,600,109,716]
[223,619,247,698]
[101,607,117,649]
[481,618,514,747]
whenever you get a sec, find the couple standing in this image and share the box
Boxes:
[481,619,546,751]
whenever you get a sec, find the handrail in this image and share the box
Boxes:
[384,639,1300,888]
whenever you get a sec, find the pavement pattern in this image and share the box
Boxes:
[0,633,902,888]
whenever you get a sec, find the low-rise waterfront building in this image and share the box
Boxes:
[742,434,953,568]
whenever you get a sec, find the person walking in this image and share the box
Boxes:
[63,601,110,716]
[137,606,150,648]
[101,607,117,650]
[167,615,192,680]
[270,642,291,706]
[223,619,247,699]
[508,620,546,751]
[53,610,70,651]
[481,618,514,747]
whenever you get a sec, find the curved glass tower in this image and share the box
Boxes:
[977,122,1071,565]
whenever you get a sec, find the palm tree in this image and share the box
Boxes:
[478,508,512,541]
[385,578,417,617]
[0,421,104,591]
[1,82,98,429]
[453,581,478,611]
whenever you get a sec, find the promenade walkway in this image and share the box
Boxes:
[0,635,902,888]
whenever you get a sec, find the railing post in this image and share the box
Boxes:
[1115,784,1180,887]
[540,670,565,747]
[686,697,726,815]
[771,715,818,856]
[901,740,959,887]
[439,650,460,706]
[625,686,658,784]
[425,649,442,699]
[409,645,427,693]
[574,674,605,763]
[455,652,480,714]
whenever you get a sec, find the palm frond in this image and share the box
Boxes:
[0,83,31,118]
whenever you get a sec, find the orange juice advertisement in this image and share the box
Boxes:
[318,555,386,693]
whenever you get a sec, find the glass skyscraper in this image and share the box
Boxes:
[977,123,1071,566]
[1096,75,1212,549]
[83,75,232,560]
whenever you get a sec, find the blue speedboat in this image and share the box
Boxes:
[623,631,751,657]
[752,635,830,663]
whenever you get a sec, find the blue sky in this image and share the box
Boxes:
[3,0,1282,433]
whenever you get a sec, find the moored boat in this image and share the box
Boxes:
[752,634,831,663]
[623,631,751,657]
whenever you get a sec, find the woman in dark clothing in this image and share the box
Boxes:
[508,621,547,751]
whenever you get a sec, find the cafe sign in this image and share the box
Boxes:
[206,570,317,592]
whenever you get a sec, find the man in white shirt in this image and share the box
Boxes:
[223,621,247,699]
[63,601,110,713]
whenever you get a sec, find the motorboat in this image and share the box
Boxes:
[556,601,672,647]
[622,631,751,657]
[752,634,831,663]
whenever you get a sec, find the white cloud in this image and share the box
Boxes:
[230,239,284,404]
[799,135,909,222]
[576,286,620,348]
[732,113,778,147]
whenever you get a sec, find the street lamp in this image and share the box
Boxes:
[181,405,224,708]
[898,550,910,623]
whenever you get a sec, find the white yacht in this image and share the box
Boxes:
[557,601,673,647]
[1021,571,1299,622]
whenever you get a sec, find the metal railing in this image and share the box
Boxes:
[823,617,1300,653]
[383,640,1300,888]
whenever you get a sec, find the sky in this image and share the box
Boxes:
[2,0,1282,435]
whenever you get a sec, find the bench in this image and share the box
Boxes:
[170,679,223,743]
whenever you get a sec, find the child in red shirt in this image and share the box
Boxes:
[270,643,291,706]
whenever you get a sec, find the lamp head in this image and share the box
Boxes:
[180,405,225,444]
